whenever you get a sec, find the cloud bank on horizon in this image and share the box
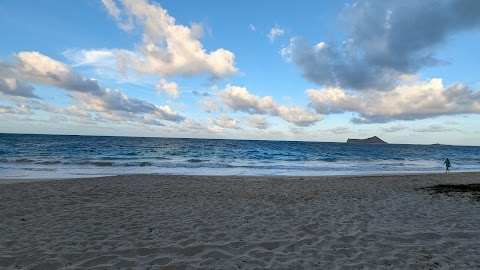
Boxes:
[0,0,479,144]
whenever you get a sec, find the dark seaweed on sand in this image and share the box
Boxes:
[421,184,480,201]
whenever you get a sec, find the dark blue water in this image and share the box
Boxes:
[1,133,479,179]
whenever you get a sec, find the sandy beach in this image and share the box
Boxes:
[1,172,480,269]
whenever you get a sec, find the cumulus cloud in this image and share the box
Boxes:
[72,0,237,79]
[68,90,181,120]
[283,0,480,90]
[306,78,480,123]
[273,105,322,127]
[14,52,104,95]
[244,115,271,129]
[220,85,276,114]
[268,27,285,42]
[208,114,240,129]
[0,77,38,98]
[220,84,322,126]
[284,38,398,90]
[156,79,180,98]
[1,52,101,101]
[0,51,185,124]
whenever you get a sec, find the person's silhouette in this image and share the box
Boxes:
[444,158,451,172]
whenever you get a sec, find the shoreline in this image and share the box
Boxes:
[1,170,479,184]
[2,173,480,269]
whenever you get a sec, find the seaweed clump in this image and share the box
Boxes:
[422,184,480,201]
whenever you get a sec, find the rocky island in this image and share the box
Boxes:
[347,136,387,144]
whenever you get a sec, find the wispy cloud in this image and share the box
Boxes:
[0,104,33,115]
[382,124,409,132]
[444,120,459,125]
[268,26,285,43]
[321,127,350,134]
[413,124,453,132]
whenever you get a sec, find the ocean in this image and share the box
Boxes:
[1,133,479,179]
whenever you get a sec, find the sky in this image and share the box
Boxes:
[0,0,479,145]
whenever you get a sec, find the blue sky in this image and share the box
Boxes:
[1,0,479,145]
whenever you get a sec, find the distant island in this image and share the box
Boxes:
[347,136,387,144]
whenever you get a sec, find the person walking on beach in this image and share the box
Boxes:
[444,158,451,172]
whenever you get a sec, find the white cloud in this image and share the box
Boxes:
[314,42,327,51]
[102,0,121,20]
[14,51,104,95]
[1,51,185,125]
[249,24,256,31]
[64,49,117,68]
[268,26,285,42]
[306,78,480,123]
[220,84,276,114]
[208,114,240,129]
[220,84,322,126]
[63,49,157,84]
[279,38,294,62]
[244,115,270,129]
[156,79,180,98]
[89,0,238,79]
[199,96,222,113]
[101,0,133,31]
[273,105,323,127]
